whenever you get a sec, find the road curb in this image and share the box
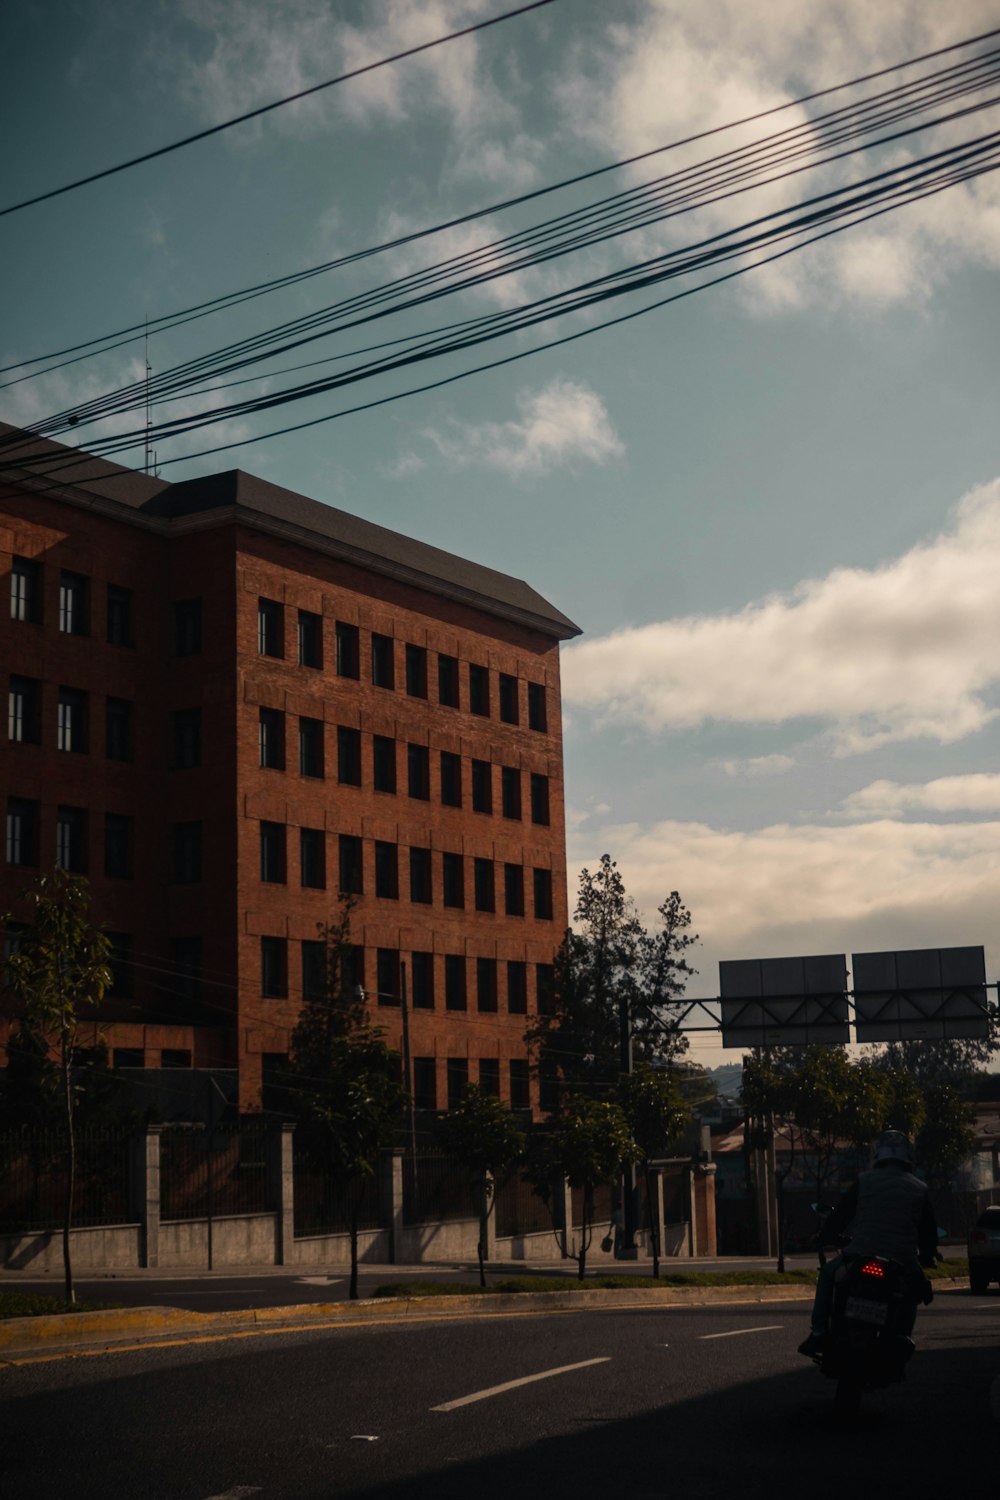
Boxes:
[0,1278,970,1359]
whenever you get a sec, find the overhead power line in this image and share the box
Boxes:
[0,0,563,220]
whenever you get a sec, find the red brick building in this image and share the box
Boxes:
[0,423,579,1113]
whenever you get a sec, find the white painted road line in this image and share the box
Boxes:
[699,1326,783,1340]
[431,1357,611,1412]
[202,1488,262,1499]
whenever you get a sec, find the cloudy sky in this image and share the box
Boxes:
[4,0,1000,1063]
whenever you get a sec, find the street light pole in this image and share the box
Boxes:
[400,960,417,1167]
[619,986,639,1258]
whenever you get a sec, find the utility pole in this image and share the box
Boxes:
[618,985,639,1258]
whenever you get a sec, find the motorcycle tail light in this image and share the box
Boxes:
[860,1261,885,1278]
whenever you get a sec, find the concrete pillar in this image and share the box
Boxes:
[686,1166,698,1257]
[380,1149,405,1263]
[553,1173,572,1258]
[648,1169,665,1263]
[480,1173,497,1262]
[131,1125,162,1269]
[267,1123,295,1266]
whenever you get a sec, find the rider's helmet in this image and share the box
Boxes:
[873,1128,914,1167]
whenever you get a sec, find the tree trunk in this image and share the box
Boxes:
[61,1042,75,1305]
[349,1194,359,1300]
[577,1191,589,1281]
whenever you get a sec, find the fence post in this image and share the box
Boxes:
[380,1149,404,1264]
[553,1172,572,1258]
[648,1168,666,1262]
[267,1123,295,1266]
[131,1125,162,1269]
[480,1172,497,1263]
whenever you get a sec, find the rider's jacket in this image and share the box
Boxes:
[824,1163,938,1271]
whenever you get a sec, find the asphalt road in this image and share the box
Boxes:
[2,1254,821,1313]
[2,1293,997,1499]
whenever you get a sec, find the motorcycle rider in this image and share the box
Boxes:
[798,1128,940,1357]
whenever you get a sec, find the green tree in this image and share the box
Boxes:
[618,1064,691,1277]
[872,1041,984,1189]
[546,1094,638,1281]
[289,903,405,1299]
[526,856,697,1102]
[1,871,111,1303]
[436,1084,526,1288]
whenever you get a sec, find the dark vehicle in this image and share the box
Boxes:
[968,1205,1000,1294]
[810,1252,929,1418]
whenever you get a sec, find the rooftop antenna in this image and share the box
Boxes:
[143,318,152,475]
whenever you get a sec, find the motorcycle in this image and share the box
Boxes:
[806,1205,932,1419]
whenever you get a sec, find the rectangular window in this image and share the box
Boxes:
[447,1056,469,1108]
[338,834,363,895]
[8,675,40,743]
[172,708,201,769]
[440,751,462,808]
[336,621,360,678]
[507,960,527,1014]
[536,962,555,1014]
[411,951,435,1010]
[501,767,521,820]
[469,663,490,717]
[261,936,288,998]
[376,948,400,1004]
[59,571,89,635]
[107,933,133,997]
[56,805,87,873]
[407,743,430,800]
[104,813,132,879]
[173,598,202,656]
[479,1058,501,1097]
[172,821,203,884]
[533,868,554,920]
[474,857,495,913]
[301,939,326,1002]
[106,697,134,762]
[476,957,498,1013]
[375,840,399,899]
[161,1049,192,1070]
[413,1056,437,1110]
[499,673,519,725]
[299,717,325,778]
[10,556,42,624]
[337,725,362,785]
[510,1059,531,1110]
[409,846,433,904]
[113,1048,144,1070]
[260,821,287,883]
[258,597,283,657]
[438,653,459,708]
[373,735,397,793]
[300,827,326,889]
[471,760,492,814]
[528,682,548,732]
[442,852,464,909]
[297,609,323,668]
[405,643,428,698]
[258,707,285,770]
[530,773,550,826]
[106,584,134,647]
[343,944,365,994]
[445,955,467,1012]
[371,632,395,689]
[504,863,525,917]
[6,797,38,867]
[57,688,88,753]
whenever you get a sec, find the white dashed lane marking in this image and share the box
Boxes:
[699,1326,783,1340]
[431,1357,611,1412]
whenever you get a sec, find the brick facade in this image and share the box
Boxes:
[0,425,579,1113]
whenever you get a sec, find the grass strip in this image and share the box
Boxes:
[0,1290,122,1321]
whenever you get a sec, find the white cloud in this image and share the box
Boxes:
[721,753,795,778]
[559,0,1000,312]
[569,812,1000,988]
[562,477,1000,753]
[843,773,1000,818]
[419,377,623,478]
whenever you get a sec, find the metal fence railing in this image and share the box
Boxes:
[403,1151,479,1226]
[494,1169,554,1237]
[292,1126,383,1237]
[571,1180,614,1235]
[159,1122,269,1221]
[0,1127,134,1232]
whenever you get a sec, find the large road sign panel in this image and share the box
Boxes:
[852,945,989,1041]
[719,953,849,1047]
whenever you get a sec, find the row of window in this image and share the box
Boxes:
[9,677,134,759]
[10,557,136,645]
[262,1052,531,1112]
[260,822,554,917]
[6,799,131,877]
[258,598,549,729]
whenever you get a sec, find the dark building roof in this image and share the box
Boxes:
[0,423,580,640]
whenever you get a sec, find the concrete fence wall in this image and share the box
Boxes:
[1,1125,716,1272]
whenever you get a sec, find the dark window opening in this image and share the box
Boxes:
[375,840,399,899]
[407,743,430,800]
[438,653,459,708]
[11,556,42,624]
[469,663,490,717]
[106,697,134,762]
[107,933,133,997]
[536,962,555,1014]
[507,960,527,1014]
[479,1058,500,1097]
[172,821,203,884]
[8,675,40,744]
[59,571,89,636]
[471,759,492,814]
[373,735,397,793]
[57,687,88,753]
[413,1056,437,1110]
[440,751,462,807]
[504,864,525,917]
[501,767,521,820]
[442,852,464,909]
[260,821,287,883]
[299,717,325,778]
[259,707,285,770]
[371,632,395,689]
[302,940,326,1002]
[405,643,428,698]
[409,846,433,904]
[447,1057,469,1109]
[300,827,326,889]
[533,868,554,920]
[476,958,498,1013]
[297,609,323,668]
[55,806,87,872]
[258,597,283,658]
[173,708,201,769]
[261,936,287,998]
[499,673,519,724]
[337,725,362,785]
[172,937,203,1004]
[6,797,39,867]
[528,682,548,732]
[531,773,550,826]
[510,1059,531,1110]
[474,857,495,913]
[173,598,202,656]
[411,952,435,1010]
[376,948,400,1005]
[106,584,134,647]
[445,956,467,1012]
[104,812,132,880]
[161,1049,192,1070]
[338,834,363,895]
[336,621,360,678]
